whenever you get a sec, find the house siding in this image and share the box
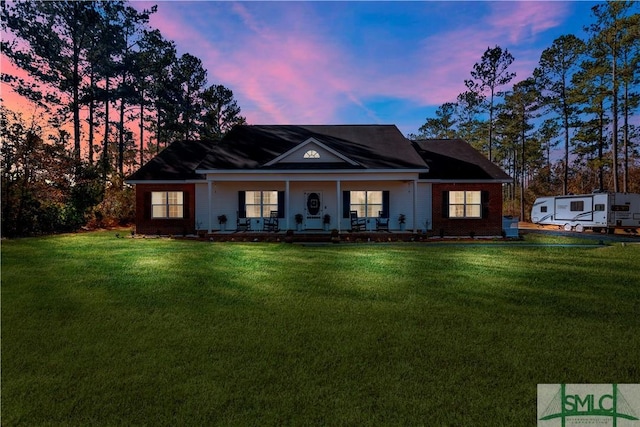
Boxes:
[431,182,504,236]
[135,183,196,235]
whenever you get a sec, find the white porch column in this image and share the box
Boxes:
[336,180,341,233]
[207,180,213,234]
[413,180,418,233]
[285,180,290,230]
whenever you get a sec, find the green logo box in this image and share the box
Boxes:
[538,384,640,427]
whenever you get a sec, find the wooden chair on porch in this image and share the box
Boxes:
[376,211,389,232]
[350,210,366,232]
[263,211,279,232]
[236,212,251,232]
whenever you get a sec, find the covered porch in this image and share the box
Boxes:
[196,172,431,235]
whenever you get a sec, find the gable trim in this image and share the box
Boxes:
[263,137,360,167]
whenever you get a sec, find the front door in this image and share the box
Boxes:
[304,192,323,229]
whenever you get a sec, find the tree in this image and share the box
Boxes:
[587,0,639,192]
[2,1,101,164]
[495,78,541,218]
[417,102,458,139]
[112,4,155,176]
[464,45,516,162]
[200,84,247,141]
[172,53,207,141]
[534,34,585,195]
[455,90,487,152]
[132,29,174,164]
[0,106,94,236]
[618,8,640,192]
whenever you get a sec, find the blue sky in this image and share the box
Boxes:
[136,1,601,136]
[1,1,602,137]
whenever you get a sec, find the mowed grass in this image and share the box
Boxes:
[2,232,639,426]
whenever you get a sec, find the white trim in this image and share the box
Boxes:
[263,137,360,167]
[285,180,290,230]
[207,181,212,233]
[419,179,512,184]
[201,171,427,183]
[126,179,202,185]
[336,180,341,233]
[196,168,427,175]
[413,180,418,232]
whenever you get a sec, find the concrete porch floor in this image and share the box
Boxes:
[192,230,459,243]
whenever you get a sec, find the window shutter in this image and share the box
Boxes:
[144,192,152,219]
[183,191,190,219]
[481,190,490,219]
[382,191,390,218]
[442,191,449,218]
[238,191,246,218]
[277,191,285,218]
[342,191,350,218]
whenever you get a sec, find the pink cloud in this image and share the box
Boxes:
[487,1,569,45]
[378,2,572,106]
[140,2,574,126]
[206,3,355,124]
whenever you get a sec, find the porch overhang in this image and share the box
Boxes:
[196,169,429,181]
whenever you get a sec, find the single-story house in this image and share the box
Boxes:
[126,125,512,236]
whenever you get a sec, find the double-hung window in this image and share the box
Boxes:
[245,191,278,218]
[350,191,383,217]
[151,191,184,218]
[448,191,481,218]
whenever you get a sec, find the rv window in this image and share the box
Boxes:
[541,206,547,213]
[595,204,605,211]
[570,201,584,211]
[612,205,630,212]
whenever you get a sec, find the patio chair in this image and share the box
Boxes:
[350,210,366,232]
[376,211,389,232]
[263,210,279,232]
[236,212,251,232]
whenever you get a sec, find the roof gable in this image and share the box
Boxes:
[264,138,359,166]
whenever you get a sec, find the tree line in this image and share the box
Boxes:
[411,1,639,219]
[1,1,246,236]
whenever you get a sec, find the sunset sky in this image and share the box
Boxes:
[2,1,601,137]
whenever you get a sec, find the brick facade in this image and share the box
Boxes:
[135,183,196,235]
[431,183,504,236]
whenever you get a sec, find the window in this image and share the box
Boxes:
[448,191,481,218]
[245,191,278,218]
[570,201,584,211]
[541,206,548,213]
[595,204,605,211]
[303,150,320,159]
[151,191,184,218]
[350,191,383,217]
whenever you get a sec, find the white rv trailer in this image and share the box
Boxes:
[530,193,640,233]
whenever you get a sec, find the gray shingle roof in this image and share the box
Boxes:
[126,127,510,183]
[126,139,214,181]
[412,139,512,181]
[196,125,428,170]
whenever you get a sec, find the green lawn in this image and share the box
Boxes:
[2,232,639,426]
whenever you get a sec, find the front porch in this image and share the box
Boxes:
[197,174,431,235]
[192,229,425,243]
